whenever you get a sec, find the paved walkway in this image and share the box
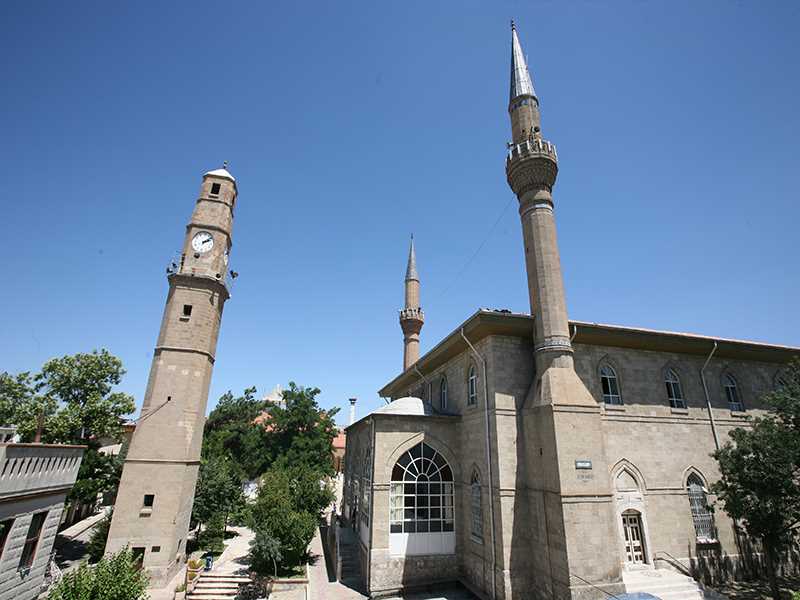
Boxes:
[307,525,366,600]
[52,509,109,574]
[212,526,254,575]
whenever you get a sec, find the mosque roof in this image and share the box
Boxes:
[379,309,800,398]
[374,396,436,417]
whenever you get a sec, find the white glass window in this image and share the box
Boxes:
[470,470,483,541]
[687,474,716,542]
[600,365,622,405]
[390,442,454,535]
[665,369,686,409]
[467,366,477,406]
[724,374,743,411]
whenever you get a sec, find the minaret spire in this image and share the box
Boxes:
[510,21,536,102]
[508,21,542,145]
[399,236,424,371]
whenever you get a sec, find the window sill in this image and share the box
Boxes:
[604,404,625,412]
[730,410,748,418]
[670,407,689,415]
[179,316,190,322]
[470,535,484,545]
[139,508,153,518]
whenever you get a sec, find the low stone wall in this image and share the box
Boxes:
[369,551,458,597]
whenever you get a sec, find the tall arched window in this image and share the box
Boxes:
[390,442,454,535]
[600,365,622,405]
[687,474,715,542]
[665,369,686,409]
[467,366,477,406]
[439,377,448,410]
[723,374,743,412]
[470,470,483,541]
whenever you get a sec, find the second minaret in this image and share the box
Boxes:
[399,237,424,371]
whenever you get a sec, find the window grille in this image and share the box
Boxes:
[470,471,483,541]
[724,375,743,411]
[467,366,477,406]
[360,447,371,526]
[687,475,716,542]
[665,369,686,409]
[600,365,622,405]
[440,377,448,410]
[390,442,454,534]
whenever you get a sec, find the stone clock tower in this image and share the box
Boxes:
[106,166,238,586]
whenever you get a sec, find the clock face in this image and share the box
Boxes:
[191,231,214,253]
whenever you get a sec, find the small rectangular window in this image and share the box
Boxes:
[0,519,14,561]
[18,512,47,571]
[143,494,155,508]
[151,546,161,553]
[210,182,221,196]
[182,305,193,317]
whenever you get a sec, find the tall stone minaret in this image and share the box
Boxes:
[503,22,619,598]
[399,237,424,371]
[106,165,238,586]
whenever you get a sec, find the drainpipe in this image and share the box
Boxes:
[570,324,578,342]
[700,341,720,451]
[460,328,497,600]
[413,364,430,403]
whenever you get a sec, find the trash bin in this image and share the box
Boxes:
[204,554,213,571]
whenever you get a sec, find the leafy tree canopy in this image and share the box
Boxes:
[712,358,800,600]
[266,382,339,478]
[192,455,245,528]
[48,548,149,600]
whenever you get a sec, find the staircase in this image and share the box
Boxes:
[623,568,708,600]
[187,573,251,600]
[338,526,363,591]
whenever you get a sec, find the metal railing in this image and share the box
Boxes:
[165,252,236,295]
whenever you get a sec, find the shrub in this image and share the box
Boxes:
[249,527,282,577]
[48,548,149,600]
[198,513,225,555]
[87,510,112,563]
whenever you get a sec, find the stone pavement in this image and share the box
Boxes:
[212,526,254,575]
[307,524,366,600]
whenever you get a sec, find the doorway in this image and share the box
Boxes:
[622,511,646,564]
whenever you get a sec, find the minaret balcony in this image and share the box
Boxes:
[165,253,236,295]
[506,138,558,164]
[399,307,425,322]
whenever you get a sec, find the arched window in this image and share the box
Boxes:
[390,442,454,535]
[361,446,372,526]
[467,366,478,406]
[439,377,448,410]
[665,369,686,409]
[600,365,622,405]
[470,470,483,541]
[427,381,433,403]
[723,374,743,412]
[687,474,715,542]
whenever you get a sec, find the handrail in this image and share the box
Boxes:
[653,551,693,578]
[569,573,618,599]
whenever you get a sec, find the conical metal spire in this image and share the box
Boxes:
[405,236,419,281]
[510,20,536,102]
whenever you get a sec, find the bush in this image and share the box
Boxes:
[249,467,317,572]
[87,511,112,563]
[249,527,282,577]
[48,548,149,600]
[197,513,225,555]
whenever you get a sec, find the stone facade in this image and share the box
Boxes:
[106,167,237,587]
[342,23,798,600]
[0,443,84,600]
[344,314,796,599]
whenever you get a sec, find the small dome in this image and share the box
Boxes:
[203,167,236,183]
[374,396,436,417]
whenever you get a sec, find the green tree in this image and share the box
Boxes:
[48,548,149,600]
[203,386,270,480]
[267,382,339,477]
[712,359,800,600]
[2,351,136,505]
[249,466,317,570]
[192,455,245,531]
[249,528,282,577]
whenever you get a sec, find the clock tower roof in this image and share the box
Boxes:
[203,166,236,185]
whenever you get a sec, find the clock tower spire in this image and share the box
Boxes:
[105,165,238,587]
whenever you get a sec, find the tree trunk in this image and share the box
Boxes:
[764,542,781,600]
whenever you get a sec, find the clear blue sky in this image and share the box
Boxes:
[2,1,799,426]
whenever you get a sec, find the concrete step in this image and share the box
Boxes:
[200,574,251,580]
[191,589,240,595]
[187,596,238,600]
[195,582,240,588]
